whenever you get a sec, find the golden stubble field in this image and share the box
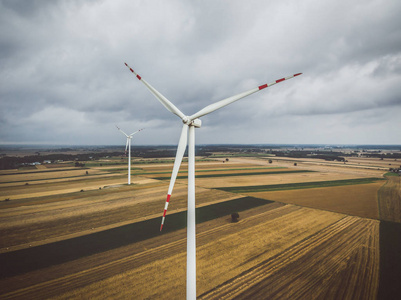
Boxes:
[248,182,383,219]
[0,155,392,299]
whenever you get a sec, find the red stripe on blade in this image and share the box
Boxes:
[163,209,167,217]
[258,84,268,90]
[276,78,285,83]
[160,224,163,231]
[294,73,302,76]
[136,75,141,80]
[166,194,171,202]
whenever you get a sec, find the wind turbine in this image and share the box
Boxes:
[124,62,301,299]
[116,125,143,185]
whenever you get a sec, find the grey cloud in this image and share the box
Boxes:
[1,0,401,145]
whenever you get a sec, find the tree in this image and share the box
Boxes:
[231,212,239,223]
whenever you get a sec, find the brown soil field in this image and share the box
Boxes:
[0,155,391,299]
[247,182,383,219]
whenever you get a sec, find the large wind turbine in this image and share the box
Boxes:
[125,62,301,299]
[116,125,143,185]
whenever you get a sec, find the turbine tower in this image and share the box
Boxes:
[125,62,301,299]
[116,125,143,185]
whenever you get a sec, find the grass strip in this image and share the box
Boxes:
[216,177,385,193]
[0,196,272,279]
[384,172,400,177]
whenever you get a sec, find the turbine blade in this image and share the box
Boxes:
[116,125,129,137]
[125,138,129,155]
[160,124,188,231]
[129,128,144,137]
[189,73,302,120]
[125,62,186,121]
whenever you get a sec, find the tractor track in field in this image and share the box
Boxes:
[199,217,379,300]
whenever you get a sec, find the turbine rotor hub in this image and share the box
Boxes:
[182,116,201,128]
[182,116,190,124]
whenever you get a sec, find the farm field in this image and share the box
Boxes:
[0,153,400,299]
[378,175,401,222]
[190,168,382,189]
[246,181,383,219]
[270,156,398,171]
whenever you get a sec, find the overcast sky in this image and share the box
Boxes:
[1,0,400,146]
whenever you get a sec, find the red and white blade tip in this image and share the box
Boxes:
[124,62,141,80]
[160,194,171,231]
[258,73,302,90]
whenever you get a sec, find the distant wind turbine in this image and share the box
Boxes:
[116,125,143,185]
[125,62,301,299]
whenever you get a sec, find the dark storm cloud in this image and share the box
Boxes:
[0,0,400,145]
